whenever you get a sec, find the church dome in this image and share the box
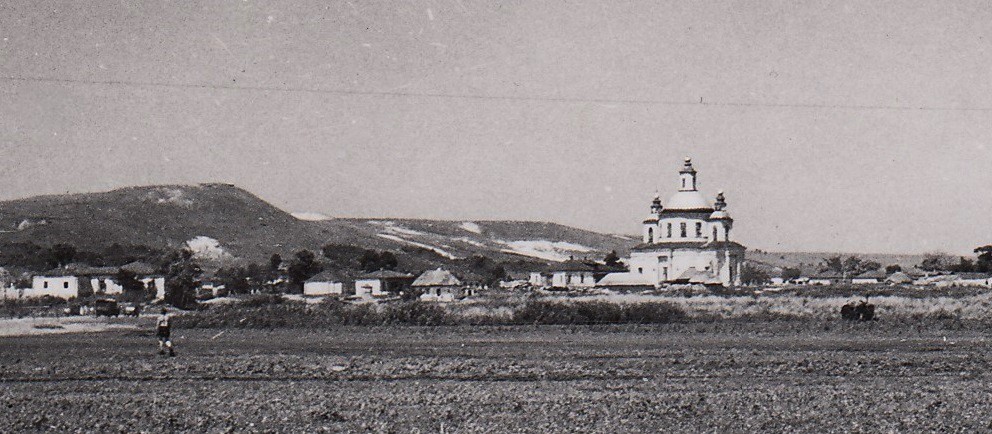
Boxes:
[663,190,713,211]
[709,209,731,220]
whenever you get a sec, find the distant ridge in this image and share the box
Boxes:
[0,184,633,272]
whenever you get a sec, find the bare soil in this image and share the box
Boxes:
[2,322,991,432]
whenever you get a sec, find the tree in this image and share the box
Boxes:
[462,255,506,286]
[46,243,77,269]
[885,264,902,275]
[217,266,252,295]
[781,267,801,281]
[603,250,622,267]
[950,257,975,273]
[839,256,881,276]
[822,256,844,273]
[358,250,398,272]
[975,245,992,272]
[919,252,953,272]
[269,253,283,272]
[116,269,149,302]
[162,249,201,309]
[287,250,322,293]
[740,264,771,285]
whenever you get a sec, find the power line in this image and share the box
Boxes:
[3,74,992,112]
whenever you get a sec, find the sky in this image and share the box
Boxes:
[1,0,990,255]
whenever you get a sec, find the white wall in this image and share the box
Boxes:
[142,277,166,299]
[355,279,383,296]
[657,217,709,241]
[29,276,79,299]
[304,281,343,296]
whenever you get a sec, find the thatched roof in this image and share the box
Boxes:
[412,268,462,287]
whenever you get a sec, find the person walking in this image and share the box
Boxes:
[156,307,175,357]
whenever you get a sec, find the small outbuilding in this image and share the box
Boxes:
[413,268,464,302]
[852,269,887,285]
[808,271,844,286]
[354,270,415,297]
[304,270,349,296]
[886,271,914,285]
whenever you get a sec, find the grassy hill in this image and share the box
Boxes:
[0,184,632,275]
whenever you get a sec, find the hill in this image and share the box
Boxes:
[0,184,633,275]
[746,250,929,276]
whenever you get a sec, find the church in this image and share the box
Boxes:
[603,157,746,287]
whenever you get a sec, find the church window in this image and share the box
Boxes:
[63,282,69,289]
[666,223,672,237]
[43,281,48,289]
[680,222,687,238]
[712,226,717,240]
[647,227,654,242]
[695,222,702,238]
[637,267,643,273]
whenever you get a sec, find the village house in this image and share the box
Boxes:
[852,269,887,284]
[413,268,464,302]
[28,263,164,300]
[354,269,415,297]
[808,271,845,286]
[528,272,550,288]
[304,270,349,296]
[604,158,745,288]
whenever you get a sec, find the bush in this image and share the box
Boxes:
[243,294,285,307]
[512,300,686,325]
[381,302,452,326]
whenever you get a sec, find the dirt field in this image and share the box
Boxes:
[3,321,992,432]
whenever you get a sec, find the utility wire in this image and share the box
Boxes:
[3,74,992,112]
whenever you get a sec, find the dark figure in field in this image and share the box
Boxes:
[841,303,858,320]
[131,303,142,318]
[841,298,876,321]
[156,308,175,357]
[855,300,875,321]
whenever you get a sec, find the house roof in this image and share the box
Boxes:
[120,261,158,275]
[306,270,349,283]
[886,272,914,283]
[412,268,463,287]
[550,259,600,272]
[810,270,845,279]
[63,264,120,276]
[855,269,887,280]
[673,267,722,285]
[597,272,653,286]
[956,273,992,280]
[358,269,414,280]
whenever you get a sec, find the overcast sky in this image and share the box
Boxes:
[1,0,990,255]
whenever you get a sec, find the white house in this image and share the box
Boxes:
[852,270,887,285]
[624,158,745,287]
[413,268,464,302]
[304,271,348,296]
[354,270,414,297]
[550,260,600,289]
[808,271,845,286]
[29,275,80,299]
[528,272,549,288]
[28,263,165,300]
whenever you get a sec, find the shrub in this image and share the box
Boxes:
[512,300,686,325]
[243,294,285,307]
[381,302,452,326]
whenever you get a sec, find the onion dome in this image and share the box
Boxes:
[709,191,732,220]
[650,191,663,214]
